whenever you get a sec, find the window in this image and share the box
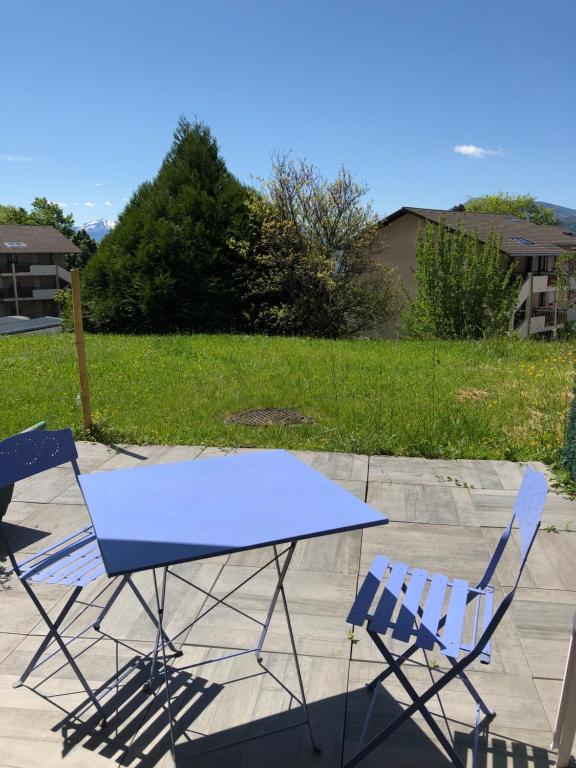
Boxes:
[511,236,534,246]
[3,241,27,248]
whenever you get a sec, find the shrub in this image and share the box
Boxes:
[405,220,520,339]
[564,379,576,479]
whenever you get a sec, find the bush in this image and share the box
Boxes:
[405,220,520,339]
[54,287,74,331]
[232,156,403,337]
[564,379,576,479]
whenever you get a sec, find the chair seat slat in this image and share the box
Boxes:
[43,545,102,584]
[392,568,428,642]
[16,525,94,569]
[417,573,449,650]
[347,556,389,626]
[19,533,96,580]
[63,561,106,587]
[370,562,409,634]
[440,578,469,657]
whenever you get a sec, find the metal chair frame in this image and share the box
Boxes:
[344,466,548,768]
[0,427,177,722]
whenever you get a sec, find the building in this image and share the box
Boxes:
[372,207,576,337]
[0,226,80,318]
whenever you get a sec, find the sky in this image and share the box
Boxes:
[1,0,574,225]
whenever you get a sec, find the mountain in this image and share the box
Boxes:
[537,201,576,233]
[74,219,117,242]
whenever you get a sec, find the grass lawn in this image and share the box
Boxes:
[1,333,574,463]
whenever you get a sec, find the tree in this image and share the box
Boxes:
[27,197,76,237]
[0,204,29,224]
[405,221,520,339]
[82,117,249,332]
[231,155,402,337]
[465,193,557,225]
[69,228,98,268]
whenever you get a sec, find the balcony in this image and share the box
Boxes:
[0,287,58,301]
[513,305,567,335]
[0,264,71,282]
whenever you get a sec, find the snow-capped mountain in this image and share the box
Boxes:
[74,219,117,242]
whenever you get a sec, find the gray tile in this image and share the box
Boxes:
[11,466,76,503]
[483,528,576,591]
[367,482,478,526]
[74,441,118,472]
[291,450,369,482]
[511,596,575,679]
[360,522,491,583]
[472,488,576,529]
[229,530,362,575]
[4,503,90,556]
[182,565,357,659]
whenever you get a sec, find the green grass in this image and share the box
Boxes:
[1,334,574,463]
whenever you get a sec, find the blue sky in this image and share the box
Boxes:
[1,0,574,224]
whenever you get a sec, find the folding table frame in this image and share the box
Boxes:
[141,540,321,762]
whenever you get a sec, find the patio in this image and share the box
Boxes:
[1,442,575,767]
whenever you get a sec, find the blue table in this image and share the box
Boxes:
[79,450,387,760]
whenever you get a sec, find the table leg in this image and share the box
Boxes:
[144,544,322,761]
[265,543,321,753]
[152,567,177,765]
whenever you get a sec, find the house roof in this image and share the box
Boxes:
[0,315,62,336]
[380,207,576,257]
[0,225,81,254]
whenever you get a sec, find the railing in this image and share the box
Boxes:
[513,306,567,334]
[0,287,35,299]
[0,286,54,300]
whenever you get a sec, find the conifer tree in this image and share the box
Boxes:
[83,117,249,332]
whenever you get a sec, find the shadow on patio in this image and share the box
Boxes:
[33,645,556,768]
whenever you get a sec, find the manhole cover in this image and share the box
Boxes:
[225,408,312,427]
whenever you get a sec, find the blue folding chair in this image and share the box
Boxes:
[0,427,177,722]
[344,466,548,768]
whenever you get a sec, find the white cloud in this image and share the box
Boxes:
[0,153,35,163]
[103,200,113,207]
[73,202,79,207]
[84,201,97,207]
[123,197,129,202]
[57,202,67,208]
[453,144,504,159]
[95,182,103,187]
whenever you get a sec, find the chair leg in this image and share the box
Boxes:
[14,586,83,687]
[365,641,420,690]
[367,631,465,768]
[449,659,496,718]
[345,650,468,768]
[15,581,106,721]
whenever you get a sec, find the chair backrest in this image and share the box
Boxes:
[478,466,547,590]
[0,428,79,489]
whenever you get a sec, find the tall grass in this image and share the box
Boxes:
[0,334,573,462]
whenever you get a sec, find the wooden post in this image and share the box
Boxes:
[70,268,92,430]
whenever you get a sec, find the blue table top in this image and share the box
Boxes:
[79,450,388,576]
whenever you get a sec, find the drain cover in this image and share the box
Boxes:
[225,408,312,427]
